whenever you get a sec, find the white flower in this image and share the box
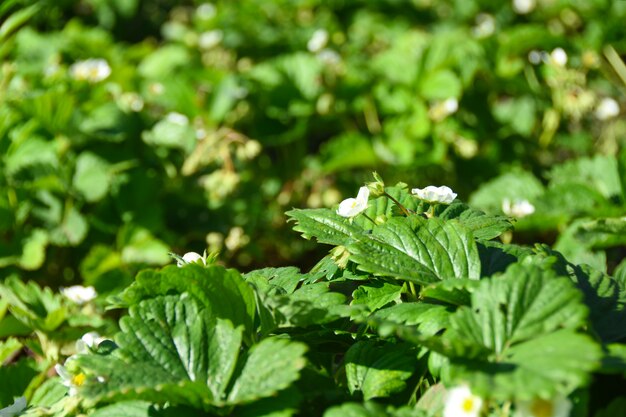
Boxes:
[443,385,483,417]
[472,13,495,38]
[177,252,207,267]
[55,362,86,396]
[595,97,620,120]
[502,198,535,218]
[317,49,341,66]
[196,3,216,20]
[69,58,111,83]
[412,185,457,204]
[337,186,370,218]
[429,98,459,121]
[0,396,26,417]
[75,332,106,353]
[528,50,543,65]
[515,395,572,417]
[513,0,536,14]
[307,29,329,53]
[61,286,97,304]
[549,48,568,67]
[199,30,223,49]
[165,112,189,126]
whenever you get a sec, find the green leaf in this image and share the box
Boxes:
[286,208,363,247]
[449,330,601,400]
[29,378,66,407]
[78,295,307,409]
[0,338,22,363]
[477,241,531,277]
[0,276,65,333]
[348,217,481,284]
[90,401,154,417]
[344,341,416,400]
[227,338,307,403]
[469,171,544,213]
[18,229,48,270]
[568,264,626,343]
[121,265,256,341]
[244,267,304,294]
[0,358,37,408]
[419,70,461,100]
[324,402,426,417]
[259,282,349,329]
[547,155,622,199]
[444,264,600,400]
[119,226,170,265]
[594,397,626,417]
[439,203,513,240]
[73,152,111,203]
[450,264,588,353]
[419,279,479,306]
[372,303,452,336]
[351,280,403,311]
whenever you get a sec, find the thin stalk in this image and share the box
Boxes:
[383,191,411,217]
[361,213,377,226]
[408,281,418,298]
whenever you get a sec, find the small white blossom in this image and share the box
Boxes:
[55,361,86,397]
[513,0,536,14]
[412,185,457,204]
[317,49,341,66]
[61,286,97,304]
[337,186,370,218]
[196,3,216,20]
[515,395,572,417]
[429,98,459,121]
[177,252,207,267]
[307,29,329,53]
[199,30,223,49]
[69,58,111,83]
[595,97,620,120]
[549,48,568,67]
[528,50,543,65]
[502,198,535,218]
[443,386,483,417]
[76,332,106,353]
[165,112,189,126]
[0,396,26,417]
[472,14,495,38]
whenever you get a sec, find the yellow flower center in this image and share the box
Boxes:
[462,397,475,412]
[530,399,553,417]
[72,373,86,387]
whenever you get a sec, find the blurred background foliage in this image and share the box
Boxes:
[1,0,626,297]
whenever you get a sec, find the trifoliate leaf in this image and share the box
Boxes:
[344,341,416,400]
[450,264,588,352]
[77,295,307,410]
[443,264,600,400]
[348,217,480,284]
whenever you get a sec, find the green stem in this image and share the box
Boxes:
[361,213,377,226]
[383,191,411,217]
[408,281,418,299]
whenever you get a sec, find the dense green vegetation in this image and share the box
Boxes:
[1,0,626,416]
